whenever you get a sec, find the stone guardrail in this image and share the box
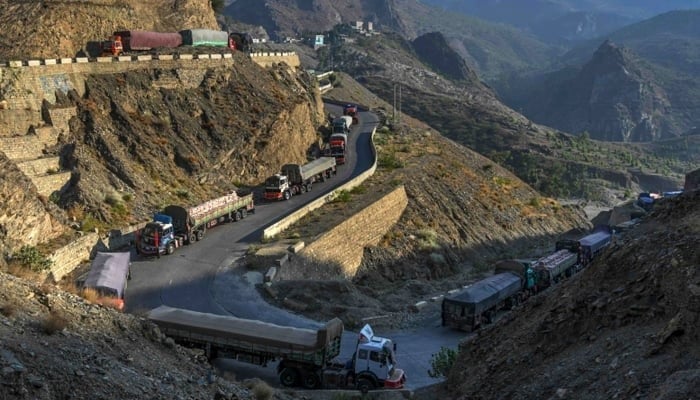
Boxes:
[0,52,297,68]
[262,123,378,240]
[319,83,333,94]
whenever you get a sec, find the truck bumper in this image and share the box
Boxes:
[137,245,162,256]
[383,368,406,389]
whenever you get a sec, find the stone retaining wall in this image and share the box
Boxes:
[0,134,51,160]
[48,232,101,281]
[291,186,408,278]
[33,172,72,196]
[16,157,60,176]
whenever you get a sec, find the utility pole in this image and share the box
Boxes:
[392,82,397,126]
[398,83,402,126]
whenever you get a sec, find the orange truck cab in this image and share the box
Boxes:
[101,35,123,56]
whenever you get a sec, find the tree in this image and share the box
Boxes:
[428,346,457,378]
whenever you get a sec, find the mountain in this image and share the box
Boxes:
[422,0,700,44]
[224,0,558,81]
[518,40,674,142]
[496,10,700,141]
[411,32,480,83]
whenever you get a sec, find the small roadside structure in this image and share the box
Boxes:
[83,252,131,311]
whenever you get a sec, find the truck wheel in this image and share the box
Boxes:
[302,372,320,389]
[241,209,247,219]
[166,243,175,255]
[279,368,299,387]
[196,230,204,241]
[188,233,197,244]
[301,185,307,193]
[234,211,242,222]
[307,183,312,191]
[284,191,291,200]
[357,378,374,394]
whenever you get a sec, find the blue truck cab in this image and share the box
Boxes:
[137,213,181,256]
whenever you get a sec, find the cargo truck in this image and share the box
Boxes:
[147,306,406,392]
[136,191,254,256]
[343,104,359,125]
[329,133,348,165]
[332,116,352,134]
[264,157,337,201]
[531,249,578,289]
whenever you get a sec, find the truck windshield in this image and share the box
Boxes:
[142,224,161,237]
[265,176,282,187]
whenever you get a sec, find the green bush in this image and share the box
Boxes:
[378,153,404,170]
[332,190,352,203]
[15,245,53,272]
[428,346,457,378]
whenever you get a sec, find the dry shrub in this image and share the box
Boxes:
[6,261,43,282]
[0,302,17,317]
[81,287,100,304]
[250,379,274,400]
[42,311,68,335]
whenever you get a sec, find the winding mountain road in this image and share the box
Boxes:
[125,105,463,390]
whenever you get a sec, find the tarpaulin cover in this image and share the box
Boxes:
[84,252,130,298]
[443,272,522,314]
[179,29,229,47]
[579,231,611,253]
[114,30,182,51]
[148,306,344,351]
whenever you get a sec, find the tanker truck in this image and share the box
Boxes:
[264,157,337,201]
[136,191,254,256]
[147,306,406,392]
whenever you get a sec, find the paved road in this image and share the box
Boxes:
[125,106,464,390]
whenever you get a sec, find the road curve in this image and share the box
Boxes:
[125,105,463,390]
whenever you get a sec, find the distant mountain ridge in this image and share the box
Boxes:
[496,10,700,142]
[525,40,673,142]
[422,0,700,44]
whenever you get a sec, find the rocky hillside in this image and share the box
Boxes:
[0,271,281,400]
[0,155,66,265]
[447,188,700,399]
[59,55,322,224]
[0,0,219,60]
[411,32,479,83]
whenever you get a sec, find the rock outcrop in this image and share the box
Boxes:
[531,40,673,142]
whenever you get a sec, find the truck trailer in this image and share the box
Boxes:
[147,306,406,392]
[264,157,337,201]
[136,191,254,256]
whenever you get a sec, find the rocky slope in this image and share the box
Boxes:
[0,271,283,400]
[447,189,700,399]
[59,55,322,224]
[0,154,66,264]
[0,0,219,60]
